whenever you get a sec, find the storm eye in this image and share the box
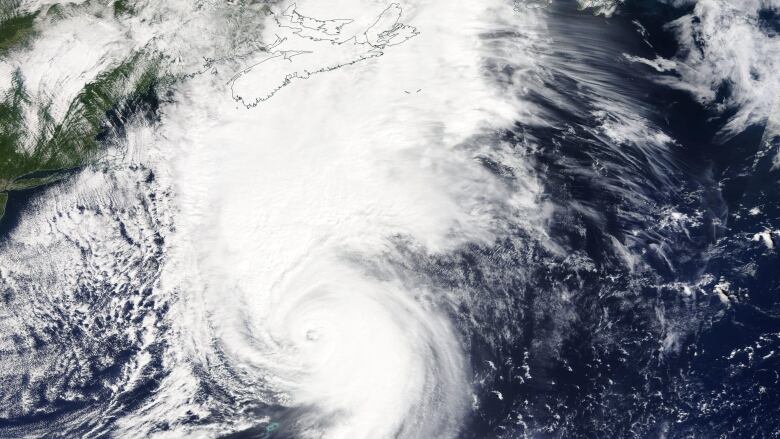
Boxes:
[305,329,320,341]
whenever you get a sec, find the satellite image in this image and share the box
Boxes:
[0,0,778,437]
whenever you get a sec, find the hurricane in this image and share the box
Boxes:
[1,0,778,438]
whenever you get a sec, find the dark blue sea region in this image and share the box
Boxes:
[453,1,780,437]
[0,181,60,238]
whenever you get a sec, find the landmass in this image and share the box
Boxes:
[229,3,418,108]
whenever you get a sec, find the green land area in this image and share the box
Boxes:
[0,2,164,223]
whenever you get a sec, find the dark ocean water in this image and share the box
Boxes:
[455,1,780,437]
